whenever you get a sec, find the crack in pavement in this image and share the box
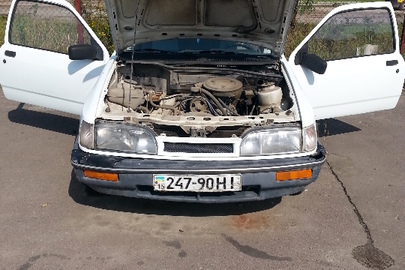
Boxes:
[326,161,373,243]
[326,161,395,270]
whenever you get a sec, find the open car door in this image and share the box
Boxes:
[0,0,109,115]
[288,2,405,120]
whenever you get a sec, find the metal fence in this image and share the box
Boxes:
[288,2,405,55]
[1,0,405,55]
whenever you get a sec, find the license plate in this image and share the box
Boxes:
[153,174,242,192]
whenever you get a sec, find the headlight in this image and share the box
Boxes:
[79,121,94,149]
[95,122,157,154]
[240,127,302,156]
[303,124,317,152]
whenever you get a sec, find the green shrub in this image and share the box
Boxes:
[11,13,92,54]
[285,23,316,57]
[0,16,6,47]
[298,0,315,14]
[81,0,114,53]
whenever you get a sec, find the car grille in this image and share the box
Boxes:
[163,142,234,154]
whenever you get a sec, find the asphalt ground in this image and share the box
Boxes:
[0,89,404,270]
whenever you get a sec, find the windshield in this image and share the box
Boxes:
[125,38,274,55]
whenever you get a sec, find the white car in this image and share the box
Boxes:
[0,0,403,202]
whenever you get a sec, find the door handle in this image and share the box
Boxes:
[386,60,398,66]
[5,50,16,57]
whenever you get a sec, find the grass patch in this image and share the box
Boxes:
[314,0,380,2]
[10,0,96,55]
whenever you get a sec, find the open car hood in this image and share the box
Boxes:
[104,0,298,56]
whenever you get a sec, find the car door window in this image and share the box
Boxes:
[307,8,395,61]
[9,0,94,54]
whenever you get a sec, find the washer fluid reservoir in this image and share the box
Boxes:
[257,83,283,107]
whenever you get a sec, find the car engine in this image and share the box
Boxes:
[102,63,297,137]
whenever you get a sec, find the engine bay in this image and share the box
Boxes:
[101,63,298,137]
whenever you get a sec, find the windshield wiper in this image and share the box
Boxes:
[180,49,243,54]
[131,49,173,53]
[179,49,275,57]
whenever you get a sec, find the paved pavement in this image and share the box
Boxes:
[0,88,404,270]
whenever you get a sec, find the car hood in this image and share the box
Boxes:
[104,0,298,56]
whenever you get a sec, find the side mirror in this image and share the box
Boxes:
[68,44,98,60]
[294,47,327,75]
[300,53,327,75]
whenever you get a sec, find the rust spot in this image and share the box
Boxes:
[232,214,267,230]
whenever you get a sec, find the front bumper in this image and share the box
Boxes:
[71,140,326,203]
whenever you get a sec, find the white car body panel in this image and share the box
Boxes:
[0,0,401,121]
[103,0,297,55]
[0,0,109,115]
[289,2,405,120]
[280,55,315,129]
[1,0,402,202]
[81,56,117,124]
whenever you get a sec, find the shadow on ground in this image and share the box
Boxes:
[317,119,360,138]
[8,103,79,136]
[68,171,282,216]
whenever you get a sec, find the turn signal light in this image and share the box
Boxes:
[84,170,118,182]
[276,169,312,181]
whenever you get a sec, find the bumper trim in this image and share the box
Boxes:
[71,140,326,174]
[72,158,325,174]
[70,140,326,203]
